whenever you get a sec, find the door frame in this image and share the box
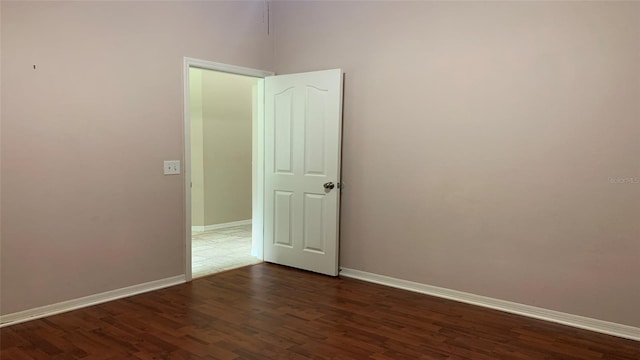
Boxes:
[183,57,274,281]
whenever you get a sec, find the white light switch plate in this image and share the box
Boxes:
[163,160,181,175]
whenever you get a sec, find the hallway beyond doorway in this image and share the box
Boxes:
[191,224,261,278]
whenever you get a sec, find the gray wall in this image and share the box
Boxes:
[273,1,640,327]
[1,1,272,315]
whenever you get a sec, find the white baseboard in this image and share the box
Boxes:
[0,275,185,328]
[339,268,640,341]
[192,219,251,233]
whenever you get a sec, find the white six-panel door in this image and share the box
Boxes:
[264,69,343,276]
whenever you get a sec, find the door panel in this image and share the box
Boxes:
[274,88,294,174]
[264,69,343,276]
[303,193,325,253]
[274,191,294,248]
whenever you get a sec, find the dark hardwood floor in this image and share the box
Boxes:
[1,263,638,359]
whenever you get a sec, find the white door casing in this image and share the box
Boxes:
[183,58,273,281]
[264,69,343,276]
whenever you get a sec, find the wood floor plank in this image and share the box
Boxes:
[1,263,638,359]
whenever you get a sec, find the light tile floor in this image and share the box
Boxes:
[192,224,261,278]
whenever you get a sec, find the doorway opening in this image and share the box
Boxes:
[184,59,273,280]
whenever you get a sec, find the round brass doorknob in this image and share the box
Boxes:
[323,182,335,190]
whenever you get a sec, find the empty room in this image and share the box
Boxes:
[1,1,638,359]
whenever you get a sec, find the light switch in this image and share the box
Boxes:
[163,160,181,175]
